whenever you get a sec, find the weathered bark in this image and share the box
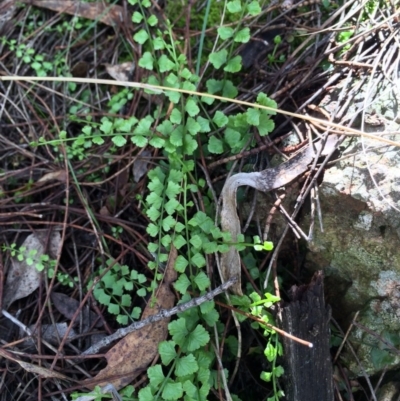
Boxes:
[280,271,333,401]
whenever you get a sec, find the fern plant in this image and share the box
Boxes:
[91,258,147,325]
[18,0,284,399]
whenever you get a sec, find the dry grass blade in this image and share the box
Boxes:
[2,75,400,149]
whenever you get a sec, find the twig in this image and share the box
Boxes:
[308,185,316,241]
[211,342,233,401]
[82,276,238,355]
[215,300,313,348]
[1,309,91,378]
[263,193,285,241]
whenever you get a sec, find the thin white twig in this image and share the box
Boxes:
[82,276,238,355]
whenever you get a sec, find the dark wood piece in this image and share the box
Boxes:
[280,271,333,401]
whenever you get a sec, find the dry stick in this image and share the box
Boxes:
[333,316,378,401]
[361,32,400,215]
[214,300,313,348]
[352,321,400,358]
[211,342,233,401]
[1,309,90,378]
[277,202,308,241]
[308,186,316,241]
[315,183,324,234]
[82,276,239,356]
[263,134,340,288]
[2,75,400,148]
[225,302,242,387]
[263,193,285,241]
[243,189,258,233]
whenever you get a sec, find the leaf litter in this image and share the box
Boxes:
[18,0,132,29]
[82,246,178,390]
[51,292,103,328]
[3,230,62,311]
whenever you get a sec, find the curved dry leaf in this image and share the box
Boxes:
[51,292,102,328]
[3,231,62,310]
[133,150,151,183]
[0,348,68,380]
[220,137,339,294]
[105,62,135,82]
[19,360,69,380]
[83,247,178,390]
[21,323,77,349]
[37,170,67,184]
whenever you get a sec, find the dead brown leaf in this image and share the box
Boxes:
[19,0,133,29]
[99,205,110,216]
[83,247,178,390]
[19,360,69,379]
[133,150,151,183]
[51,292,102,328]
[105,62,135,82]
[21,323,77,349]
[37,170,67,184]
[71,61,89,77]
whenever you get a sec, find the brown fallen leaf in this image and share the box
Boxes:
[104,61,164,104]
[21,323,77,349]
[133,150,151,183]
[99,205,111,217]
[51,292,103,328]
[19,0,133,29]
[71,60,89,78]
[105,62,135,82]
[37,170,67,184]
[83,247,178,390]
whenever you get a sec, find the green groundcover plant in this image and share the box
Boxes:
[3,0,289,400]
